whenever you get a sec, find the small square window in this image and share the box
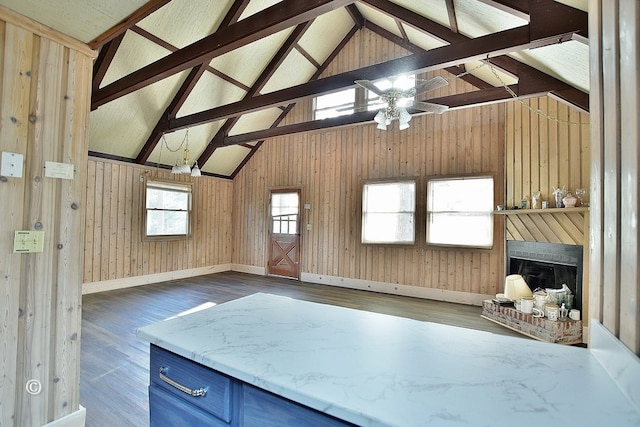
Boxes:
[362,180,416,244]
[426,176,494,248]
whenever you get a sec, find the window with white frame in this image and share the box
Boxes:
[362,180,416,244]
[145,180,192,238]
[426,176,494,248]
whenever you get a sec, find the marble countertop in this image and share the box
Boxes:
[136,293,640,427]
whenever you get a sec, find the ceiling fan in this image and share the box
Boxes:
[355,75,450,130]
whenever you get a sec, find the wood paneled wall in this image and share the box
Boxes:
[233,29,506,301]
[505,97,590,208]
[589,0,640,354]
[83,158,234,285]
[0,8,94,426]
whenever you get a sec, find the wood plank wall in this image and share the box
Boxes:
[504,96,590,246]
[232,29,506,301]
[82,158,234,285]
[0,7,94,425]
[589,0,640,354]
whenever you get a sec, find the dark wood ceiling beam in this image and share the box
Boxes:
[169,17,583,131]
[196,21,315,166]
[345,4,365,28]
[135,0,252,164]
[362,0,588,111]
[130,25,251,91]
[364,21,492,89]
[444,0,459,34]
[220,69,566,146]
[474,0,529,21]
[91,0,355,109]
[88,0,172,50]
[224,26,360,176]
[92,33,125,92]
[135,64,208,163]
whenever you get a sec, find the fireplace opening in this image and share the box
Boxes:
[506,241,583,311]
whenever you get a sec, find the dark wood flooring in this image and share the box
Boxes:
[80,271,524,426]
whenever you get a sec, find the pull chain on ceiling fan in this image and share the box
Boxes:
[355,75,450,130]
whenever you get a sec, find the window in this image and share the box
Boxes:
[314,88,356,120]
[145,180,192,238]
[362,180,416,244]
[313,75,416,119]
[426,176,494,248]
[271,192,299,235]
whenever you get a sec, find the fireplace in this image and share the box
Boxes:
[506,241,583,311]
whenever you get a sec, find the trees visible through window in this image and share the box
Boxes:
[426,176,494,248]
[145,180,192,238]
[362,180,416,244]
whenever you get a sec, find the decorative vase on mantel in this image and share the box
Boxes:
[563,192,578,208]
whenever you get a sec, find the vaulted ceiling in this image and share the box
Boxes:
[0,0,589,179]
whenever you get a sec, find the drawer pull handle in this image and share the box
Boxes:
[159,367,208,397]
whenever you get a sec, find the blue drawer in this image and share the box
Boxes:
[242,384,355,427]
[149,385,229,427]
[150,345,232,423]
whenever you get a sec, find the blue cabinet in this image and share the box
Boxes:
[148,345,354,427]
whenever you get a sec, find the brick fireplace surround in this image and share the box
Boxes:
[482,300,583,345]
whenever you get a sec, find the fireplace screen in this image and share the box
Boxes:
[506,241,583,311]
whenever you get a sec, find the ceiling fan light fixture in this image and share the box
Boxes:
[398,119,410,131]
[376,120,387,130]
[399,107,412,123]
[374,110,386,124]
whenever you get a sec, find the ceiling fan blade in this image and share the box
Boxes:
[412,100,449,114]
[355,80,385,96]
[407,75,449,96]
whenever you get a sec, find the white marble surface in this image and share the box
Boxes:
[136,293,640,427]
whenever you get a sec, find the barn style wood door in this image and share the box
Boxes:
[268,189,301,279]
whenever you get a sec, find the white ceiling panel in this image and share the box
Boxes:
[260,50,317,94]
[89,71,189,158]
[228,108,284,136]
[100,30,171,87]
[208,29,293,88]
[0,0,147,43]
[298,8,354,65]
[389,0,450,29]
[137,0,234,49]
[403,25,447,51]
[204,144,252,176]
[355,3,404,38]
[238,0,282,21]
[177,74,248,118]
[510,41,589,93]
[146,123,222,169]
[453,0,528,38]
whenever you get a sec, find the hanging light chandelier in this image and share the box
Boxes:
[161,129,201,177]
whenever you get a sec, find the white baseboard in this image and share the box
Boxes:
[301,273,492,306]
[231,264,266,276]
[82,264,232,294]
[43,406,86,427]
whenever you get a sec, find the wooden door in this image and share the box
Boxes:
[268,190,301,279]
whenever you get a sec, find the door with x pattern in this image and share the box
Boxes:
[268,189,301,279]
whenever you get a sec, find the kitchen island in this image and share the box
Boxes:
[136,292,640,426]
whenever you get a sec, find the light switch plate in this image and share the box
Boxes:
[1,152,24,178]
[14,230,44,253]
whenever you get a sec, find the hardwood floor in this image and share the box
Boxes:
[80,271,524,426]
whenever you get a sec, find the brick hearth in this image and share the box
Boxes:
[481,300,583,344]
